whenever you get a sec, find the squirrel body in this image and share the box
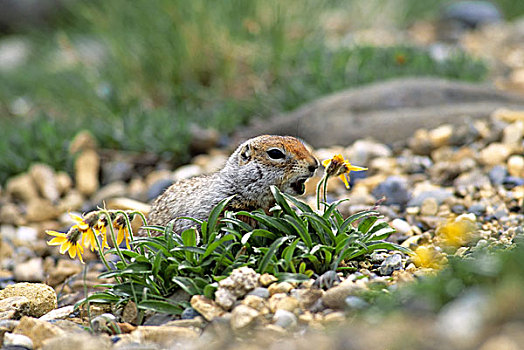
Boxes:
[147,135,319,233]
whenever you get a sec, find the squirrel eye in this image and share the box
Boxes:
[267,148,285,160]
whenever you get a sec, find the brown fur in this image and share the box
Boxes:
[146,135,318,234]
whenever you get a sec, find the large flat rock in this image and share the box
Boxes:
[237,78,524,147]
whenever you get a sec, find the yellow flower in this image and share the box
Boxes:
[436,215,476,248]
[114,214,131,250]
[412,245,446,269]
[47,226,84,263]
[322,154,367,189]
[95,214,110,250]
[70,212,100,251]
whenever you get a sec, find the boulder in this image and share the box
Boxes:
[238,78,524,147]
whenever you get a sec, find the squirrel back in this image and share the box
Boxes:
[146,135,319,233]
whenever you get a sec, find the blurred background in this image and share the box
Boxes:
[1,0,523,184]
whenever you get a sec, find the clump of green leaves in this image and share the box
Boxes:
[82,186,409,317]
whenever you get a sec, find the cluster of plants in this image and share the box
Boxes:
[46,155,409,319]
[77,187,409,318]
[0,0,489,183]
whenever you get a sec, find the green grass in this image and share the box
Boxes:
[0,0,489,183]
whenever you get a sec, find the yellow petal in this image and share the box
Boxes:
[346,164,367,172]
[339,174,350,189]
[116,227,124,245]
[69,245,77,259]
[124,230,131,250]
[48,237,67,246]
[46,230,67,238]
[60,241,71,254]
[321,159,331,168]
[78,250,84,264]
[70,213,89,230]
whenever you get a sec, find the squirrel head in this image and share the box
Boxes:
[223,135,319,198]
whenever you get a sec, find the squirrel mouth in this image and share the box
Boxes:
[290,177,308,195]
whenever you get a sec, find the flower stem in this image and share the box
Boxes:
[100,209,128,267]
[316,175,324,211]
[322,175,329,211]
[129,210,151,238]
[115,210,145,256]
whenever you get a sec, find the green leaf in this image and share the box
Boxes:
[367,221,396,240]
[271,186,297,218]
[302,212,335,244]
[237,210,291,233]
[152,252,163,277]
[241,229,277,245]
[343,241,411,261]
[280,191,314,213]
[132,237,171,256]
[322,199,350,220]
[221,216,254,232]
[172,276,203,295]
[203,283,218,299]
[274,272,310,283]
[138,300,183,315]
[99,261,152,278]
[207,195,236,238]
[200,235,237,261]
[285,214,312,249]
[258,236,289,274]
[282,239,300,270]
[358,216,379,234]
[338,210,379,235]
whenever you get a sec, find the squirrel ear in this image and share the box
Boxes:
[238,143,252,165]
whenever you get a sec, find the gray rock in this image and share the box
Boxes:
[102,160,134,184]
[215,267,259,310]
[13,258,44,282]
[488,165,507,185]
[322,280,365,309]
[440,1,502,29]
[379,254,403,276]
[397,155,433,174]
[372,176,411,208]
[468,203,486,216]
[3,332,33,349]
[247,287,270,299]
[344,296,369,310]
[0,283,57,318]
[238,78,524,148]
[272,309,297,329]
[129,325,198,348]
[503,176,524,190]
[0,297,30,320]
[0,319,20,331]
[91,181,127,205]
[38,306,74,321]
[230,305,260,330]
[407,189,453,207]
[147,179,174,202]
[436,290,488,348]
[41,332,112,350]
[454,170,491,189]
[313,270,340,289]
[29,164,59,203]
[181,307,201,320]
[190,295,225,321]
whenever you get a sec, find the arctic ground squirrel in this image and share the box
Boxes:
[147,135,319,233]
